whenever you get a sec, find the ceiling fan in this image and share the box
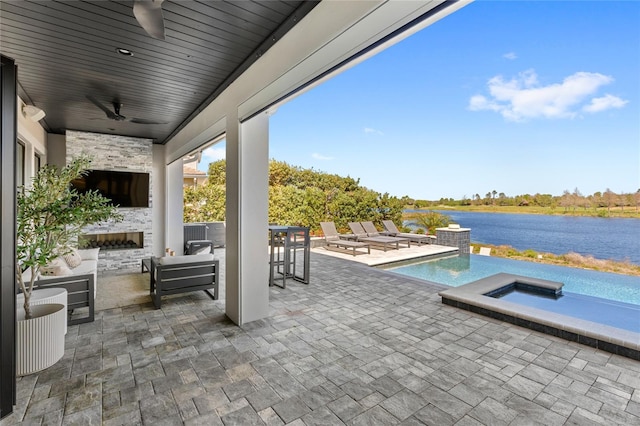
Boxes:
[133,0,165,40]
[86,95,168,125]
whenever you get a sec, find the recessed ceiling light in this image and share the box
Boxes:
[116,48,133,56]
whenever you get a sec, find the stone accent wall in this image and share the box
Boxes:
[436,227,470,254]
[66,130,153,273]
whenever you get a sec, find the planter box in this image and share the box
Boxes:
[16,303,66,376]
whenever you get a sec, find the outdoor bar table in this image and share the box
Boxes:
[268,225,310,288]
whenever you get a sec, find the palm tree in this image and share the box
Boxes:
[409,211,451,234]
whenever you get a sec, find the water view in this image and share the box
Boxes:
[405,210,640,264]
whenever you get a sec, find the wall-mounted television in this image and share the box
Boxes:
[71,169,150,208]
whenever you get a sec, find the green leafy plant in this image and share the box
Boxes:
[184,159,405,232]
[408,210,451,234]
[16,156,123,319]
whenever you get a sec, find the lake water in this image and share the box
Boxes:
[404,210,640,264]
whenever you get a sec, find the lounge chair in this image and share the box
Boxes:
[479,247,492,256]
[381,220,434,246]
[361,221,412,248]
[348,222,409,251]
[320,222,370,256]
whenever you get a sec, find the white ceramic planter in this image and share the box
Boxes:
[17,288,67,334]
[16,303,66,376]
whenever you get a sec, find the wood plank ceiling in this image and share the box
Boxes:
[0,0,317,143]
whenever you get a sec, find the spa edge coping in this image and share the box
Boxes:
[438,273,640,357]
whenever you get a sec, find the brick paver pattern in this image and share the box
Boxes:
[3,252,640,425]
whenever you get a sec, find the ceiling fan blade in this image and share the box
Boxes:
[129,117,169,125]
[133,0,166,40]
[86,95,118,120]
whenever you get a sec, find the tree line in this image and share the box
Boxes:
[409,188,640,213]
[184,160,405,233]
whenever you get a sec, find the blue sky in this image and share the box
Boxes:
[200,1,639,201]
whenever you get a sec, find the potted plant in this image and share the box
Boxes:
[16,155,122,374]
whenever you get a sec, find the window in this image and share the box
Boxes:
[34,152,42,173]
[16,141,24,187]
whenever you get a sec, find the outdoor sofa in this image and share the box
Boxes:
[20,247,99,325]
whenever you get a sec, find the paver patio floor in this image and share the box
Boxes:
[3,251,639,425]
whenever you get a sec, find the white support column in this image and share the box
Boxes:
[152,144,167,258]
[226,111,269,325]
[165,160,184,255]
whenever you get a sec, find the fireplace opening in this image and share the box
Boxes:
[79,232,144,251]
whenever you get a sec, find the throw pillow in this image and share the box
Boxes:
[63,248,82,268]
[77,247,100,261]
[40,257,73,276]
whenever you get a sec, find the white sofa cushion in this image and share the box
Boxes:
[78,248,100,261]
[157,254,214,265]
[21,255,98,299]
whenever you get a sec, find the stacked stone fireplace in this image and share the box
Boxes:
[66,130,153,273]
[79,232,144,251]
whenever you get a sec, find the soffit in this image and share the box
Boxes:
[0,0,317,143]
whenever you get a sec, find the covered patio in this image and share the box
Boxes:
[5,252,640,424]
[2,1,472,416]
[3,1,639,423]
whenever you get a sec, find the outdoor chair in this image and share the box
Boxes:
[150,254,219,309]
[348,222,410,251]
[360,221,414,248]
[319,222,370,256]
[380,220,434,246]
[479,247,492,256]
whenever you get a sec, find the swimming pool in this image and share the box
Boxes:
[495,288,640,333]
[385,255,640,306]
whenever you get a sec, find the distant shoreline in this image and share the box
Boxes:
[406,205,640,219]
[469,243,640,277]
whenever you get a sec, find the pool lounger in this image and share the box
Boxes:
[325,239,370,256]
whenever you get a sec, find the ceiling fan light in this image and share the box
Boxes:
[116,48,134,56]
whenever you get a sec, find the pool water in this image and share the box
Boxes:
[386,255,640,306]
[495,289,640,333]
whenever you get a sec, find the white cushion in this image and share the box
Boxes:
[73,260,98,297]
[73,260,97,276]
[63,248,82,268]
[41,258,73,277]
[21,267,37,283]
[158,254,214,265]
[77,248,100,261]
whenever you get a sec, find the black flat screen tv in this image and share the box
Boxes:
[71,169,150,208]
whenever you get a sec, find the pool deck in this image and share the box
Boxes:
[4,250,640,425]
[311,242,459,266]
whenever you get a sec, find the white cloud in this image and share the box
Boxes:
[503,52,517,60]
[583,94,628,113]
[364,127,384,135]
[201,146,225,163]
[312,153,334,160]
[468,69,627,121]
